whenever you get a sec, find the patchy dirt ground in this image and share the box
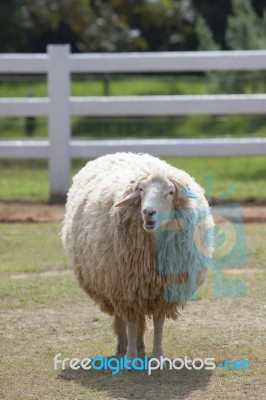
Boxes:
[0,201,64,222]
[0,221,265,399]
[1,272,265,400]
[1,201,266,223]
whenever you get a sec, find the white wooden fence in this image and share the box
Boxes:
[1,45,266,200]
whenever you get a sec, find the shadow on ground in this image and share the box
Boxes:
[59,360,213,400]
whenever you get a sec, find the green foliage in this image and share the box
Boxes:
[0,0,89,52]
[195,14,221,51]
[196,0,266,94]
[77,0,196,52]
[78,1,145,52]
[0,0,29,52]
[192,0,231,48]
[226,0,266,50]
[196,0,266,51]
[0,0,195,53]
[1,0,266,53]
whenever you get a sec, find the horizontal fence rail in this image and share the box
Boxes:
[1,50,266,74]
[1,138,266,159]
[0,54,47,74]
[1,95,266,117]
[0,98,49,116]
[70,95,266,116]
[0,45,266,199]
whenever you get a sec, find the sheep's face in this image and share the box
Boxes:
[139,179,175,232]
[115,178,176,233]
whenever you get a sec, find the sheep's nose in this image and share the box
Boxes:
[143,208,157,217]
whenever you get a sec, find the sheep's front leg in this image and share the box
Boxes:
[113,315,127,357]
[126,316,139,360]
[152,314,165,359]
[137,313,146,355]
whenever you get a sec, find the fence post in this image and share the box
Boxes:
[47,44,71,202]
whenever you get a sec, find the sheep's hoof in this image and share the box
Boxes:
[115,345,127,358]
[126,351,137,360]
[150,350,167,369]
[137,342,145,355]
[115,352,126,358]
[150,356,167,370]
[151,350,163,359]
[125,350,138,370]
[125,357,143,371]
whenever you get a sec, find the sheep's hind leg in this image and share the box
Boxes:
[113,315,127,357]
[126,316,139,360]
[137,313,146,356]
[152,314,165,359]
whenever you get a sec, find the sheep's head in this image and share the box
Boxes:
[115,175,189,233]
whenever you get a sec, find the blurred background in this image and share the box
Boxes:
[0,0,266,202]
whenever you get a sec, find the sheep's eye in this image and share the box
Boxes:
[168,191,174,196]
[139,187,143,192]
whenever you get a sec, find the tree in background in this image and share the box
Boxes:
[0,0,89,52]
[111,0,196,52]
[0,0,196,53]
[1,0,266,54]
[195,14,221,51]
[77,0,145,52]
[192,0,231,49]
[0,0,30,52]
[226,0,266,50]
[196,0,266,94]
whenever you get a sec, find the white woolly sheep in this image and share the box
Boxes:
[61,152,213,360]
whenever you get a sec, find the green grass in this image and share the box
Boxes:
[0,74,207,98]
[0,222,265,399]
[0,160,49,202]
[0,223,67,275]
[166,156,266,201]
[71,114,266,140]
[3,114,266,140]
[2,114,266,140]
[0,156,265,202]
[0,76,47,97]
[0,116,48,138]
[0,273,83,309]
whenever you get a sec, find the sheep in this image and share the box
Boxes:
[61,152,213,361]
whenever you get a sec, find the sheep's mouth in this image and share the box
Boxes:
[143,218,158,232]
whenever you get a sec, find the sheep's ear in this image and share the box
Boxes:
[169,178,194,209]
[115,191,140,208]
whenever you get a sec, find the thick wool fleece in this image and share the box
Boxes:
[61,152,213,320]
